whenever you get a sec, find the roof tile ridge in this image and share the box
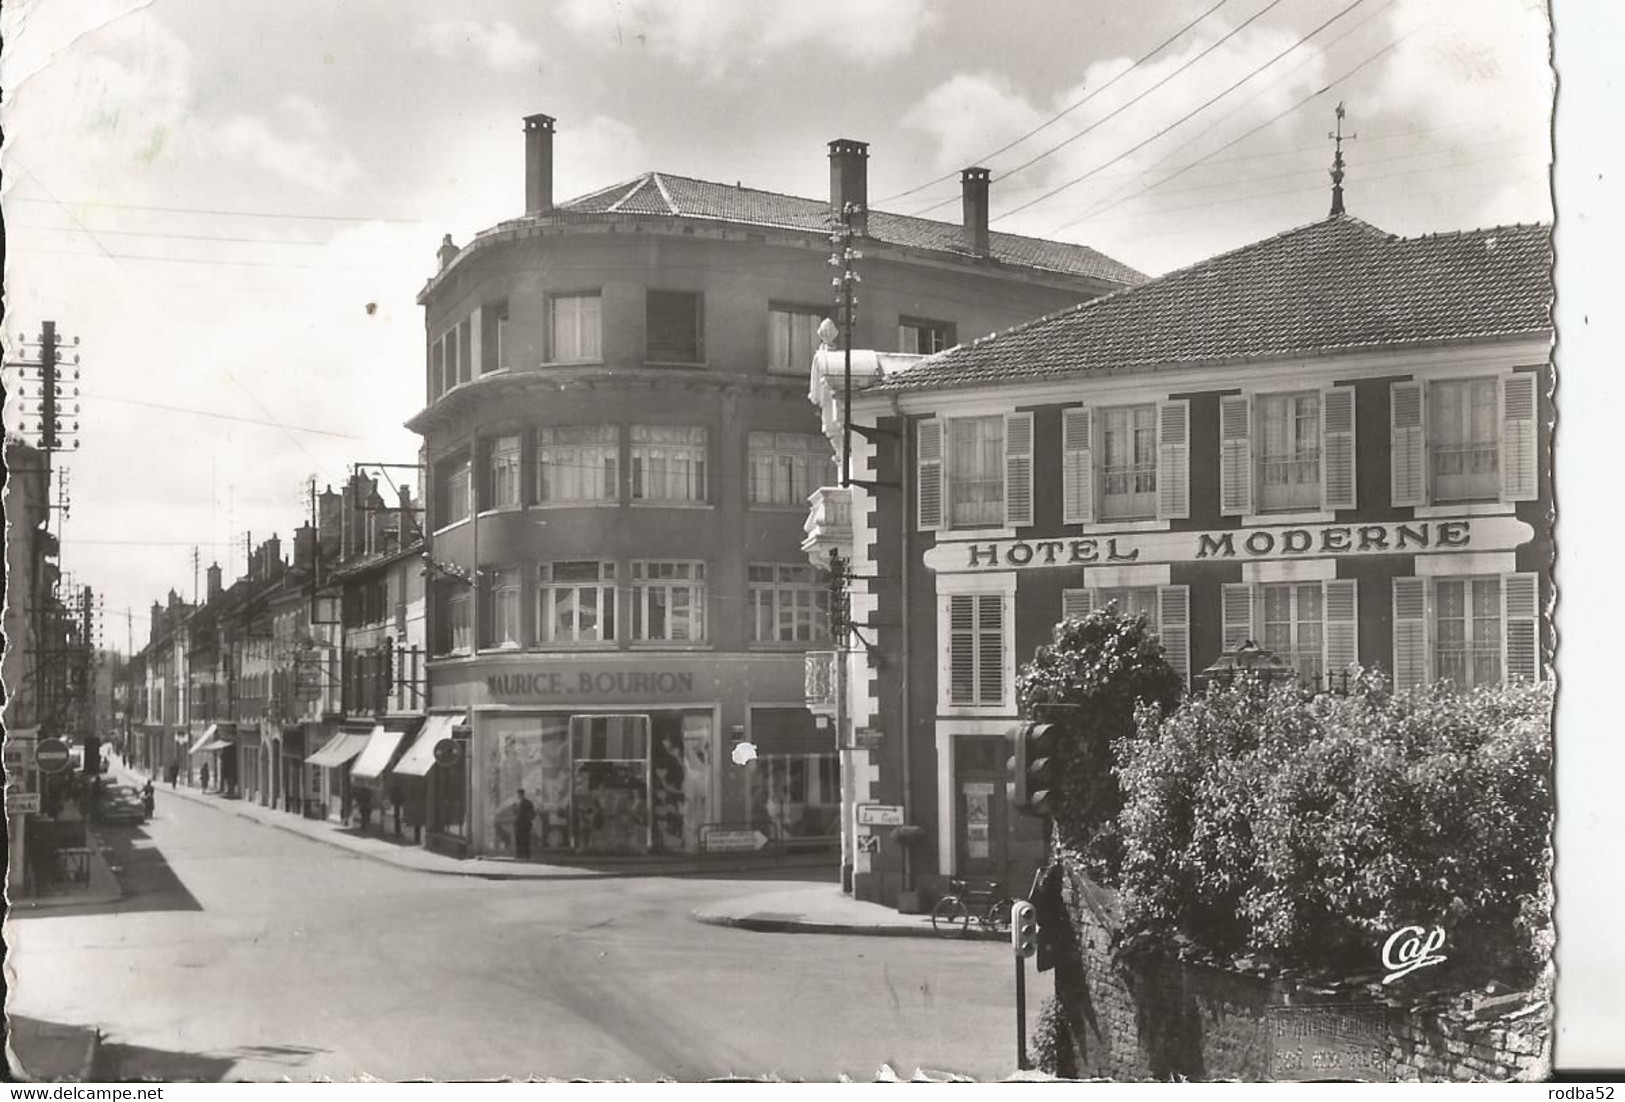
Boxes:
[650,171,826,209]
[606,173,661,213]
[562,172,653,211]
[649,172,679,214]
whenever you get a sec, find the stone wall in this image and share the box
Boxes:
[1036,858,1550,1082]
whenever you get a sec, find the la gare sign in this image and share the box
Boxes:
[923,516,1533,573]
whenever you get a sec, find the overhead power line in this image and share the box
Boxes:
[877,0,1236,206]
[994,0,1371,225]
[86,393,361,439]
[6,194,424,224]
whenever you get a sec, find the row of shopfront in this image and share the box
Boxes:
[127,652,837,859]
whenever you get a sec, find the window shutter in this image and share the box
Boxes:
[1061,407,1094,525]
[978,594,1005,707]
[1005,411,1034,527]
[1390,381,1427,507]
[1221,583,1254,650]
[1321,386,1357,510]
[1158,585,1191,687]
[1061,588,1093,622]
[1500,372,1539,502]
[1502,572,1540,682]
[948,594,974,705]
[1391,576,1429,692]
[918,419,944,531]
[1324,579,1359,678]
[1157,400,1191,519]
[1219,395,1253,516]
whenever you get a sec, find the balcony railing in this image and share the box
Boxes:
[801,485,852,566]
[804,650,837,715]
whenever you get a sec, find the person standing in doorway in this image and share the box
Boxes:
[514,789,536,860]
[201,762,211,792]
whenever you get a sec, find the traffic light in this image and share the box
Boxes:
[1006,721,1061,817]
[1011,900,1038,959]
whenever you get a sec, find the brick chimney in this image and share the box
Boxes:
[525,113,556,216]
[263,534,282,578]
[961,167,991,258]
[206,561,222,600]
[437,234,459,272]
[828,139,869,235]
[294,524,317,574]
[317,487,342,561]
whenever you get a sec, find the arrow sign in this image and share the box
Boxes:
[704,829,770,853]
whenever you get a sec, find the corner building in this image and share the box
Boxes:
[409,113,1140,859]
[812,214,1554,908]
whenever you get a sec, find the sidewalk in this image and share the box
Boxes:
[113,761,831,882]
[5,1017,101,1082]
[8,824,125,914]
[693,884,1004,940]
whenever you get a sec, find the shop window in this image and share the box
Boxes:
[748,432,836,508]
[1257,392,1321,512]
[535,425,619,504]
[485,435,522,510]
[898,316,954,355]
[748,563,829,644]
[539,561,616,644]
[631,425,707,503]
[631,560,706,642]
[768,306,825,376]
[549,292,602,363]
[647,290,704,364]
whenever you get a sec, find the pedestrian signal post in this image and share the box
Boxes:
[1011,900,1038,1071]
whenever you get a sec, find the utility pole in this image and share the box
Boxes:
[829,203,863,486]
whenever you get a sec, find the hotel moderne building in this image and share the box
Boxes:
[808,212,1554,908]
[406,113,1142,859]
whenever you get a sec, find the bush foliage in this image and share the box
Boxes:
[1017,607,1183,882]
[1115,671,1554,984]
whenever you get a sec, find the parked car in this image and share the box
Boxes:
[94,784,147,826]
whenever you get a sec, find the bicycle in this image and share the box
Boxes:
[930,876,1015,936]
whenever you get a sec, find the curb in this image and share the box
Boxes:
[692,909,1006,941]
[136,771,832,883]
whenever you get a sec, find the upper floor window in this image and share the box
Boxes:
[1222,580,1358,689]
[748,432,836,508]
[647,290,704,364]
[480,568,524,650]
[630,560,706,642]
[899,317,954,356]
[436,455,472,528]
[1060,402,1189,525]
[482,300,510,374]
[919,413,1034,531]
[946,592,1005,708]
[1062,585,1190,685]
[486,435,522,510]
[435,585,472,655]
[632,425,708,503]
[550,292,602,362]
[536,425,619,504]
[430,339,446,399]
[1391,374,1538,508]
[1257,392,1321,512]
[769,306,825,376]
[1220,389,1353,516]
[539,561,616,644]
[1099,405,1159,520]
[749,564,829,644]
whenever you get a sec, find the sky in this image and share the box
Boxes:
[2,0,1558,643]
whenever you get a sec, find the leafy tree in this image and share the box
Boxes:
[1017,606,1183,883]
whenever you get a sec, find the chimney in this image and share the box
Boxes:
[317,487,342,561]
[264,534,282,577]
[828,139,869,235]
[961,167,991,258]
[437,234,459,272]
[294,524,317,574]
[525,113,556,216]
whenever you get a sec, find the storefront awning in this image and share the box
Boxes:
[305,731,369,769]
[391,713,463,777]
[350,726,407,783]
[187,724,218,755]
[197,735,235,753]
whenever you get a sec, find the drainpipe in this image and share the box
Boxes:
[895,395,915,896]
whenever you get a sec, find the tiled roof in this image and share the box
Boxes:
[558,172,1144,285]
[870,216,1554,394]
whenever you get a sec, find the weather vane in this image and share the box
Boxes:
[1329,102,1357,217]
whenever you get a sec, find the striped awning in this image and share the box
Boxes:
[197,735,234,753]
[392,713,463,777]
[305,731,369,769]
[350,726,407,783]
[187,724,218,755]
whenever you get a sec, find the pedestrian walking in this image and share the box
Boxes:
[514,789,536,860]
[167,762,178,789]
[141,779,155,822]
[201,763,211,791]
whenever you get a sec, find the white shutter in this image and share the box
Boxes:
[1005,411,1034,528]
[977,594,1005,707]
[1158,585,1191,687]
[918,419,944,531]
[1500,373,1539,502]
[1324,579,1359,681]
[1061,407,1094,525]
[948,594,975,705]
[1220,395,1253,516]
[1157,400,1191,519]
[1222,583,1254,650]
[1502,572,1540,682]
[1061,588,1093,622]
[1390,382,1427,507]
[1392,576,1429,692]
[1321,386,1357,510]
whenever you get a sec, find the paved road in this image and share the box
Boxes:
[8,787,1041,1082]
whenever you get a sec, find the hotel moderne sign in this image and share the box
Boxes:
[922,516,1533,573]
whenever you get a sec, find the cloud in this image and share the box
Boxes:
[554,0,936,80]
[215,96,362,195]
[411,18,542,71]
